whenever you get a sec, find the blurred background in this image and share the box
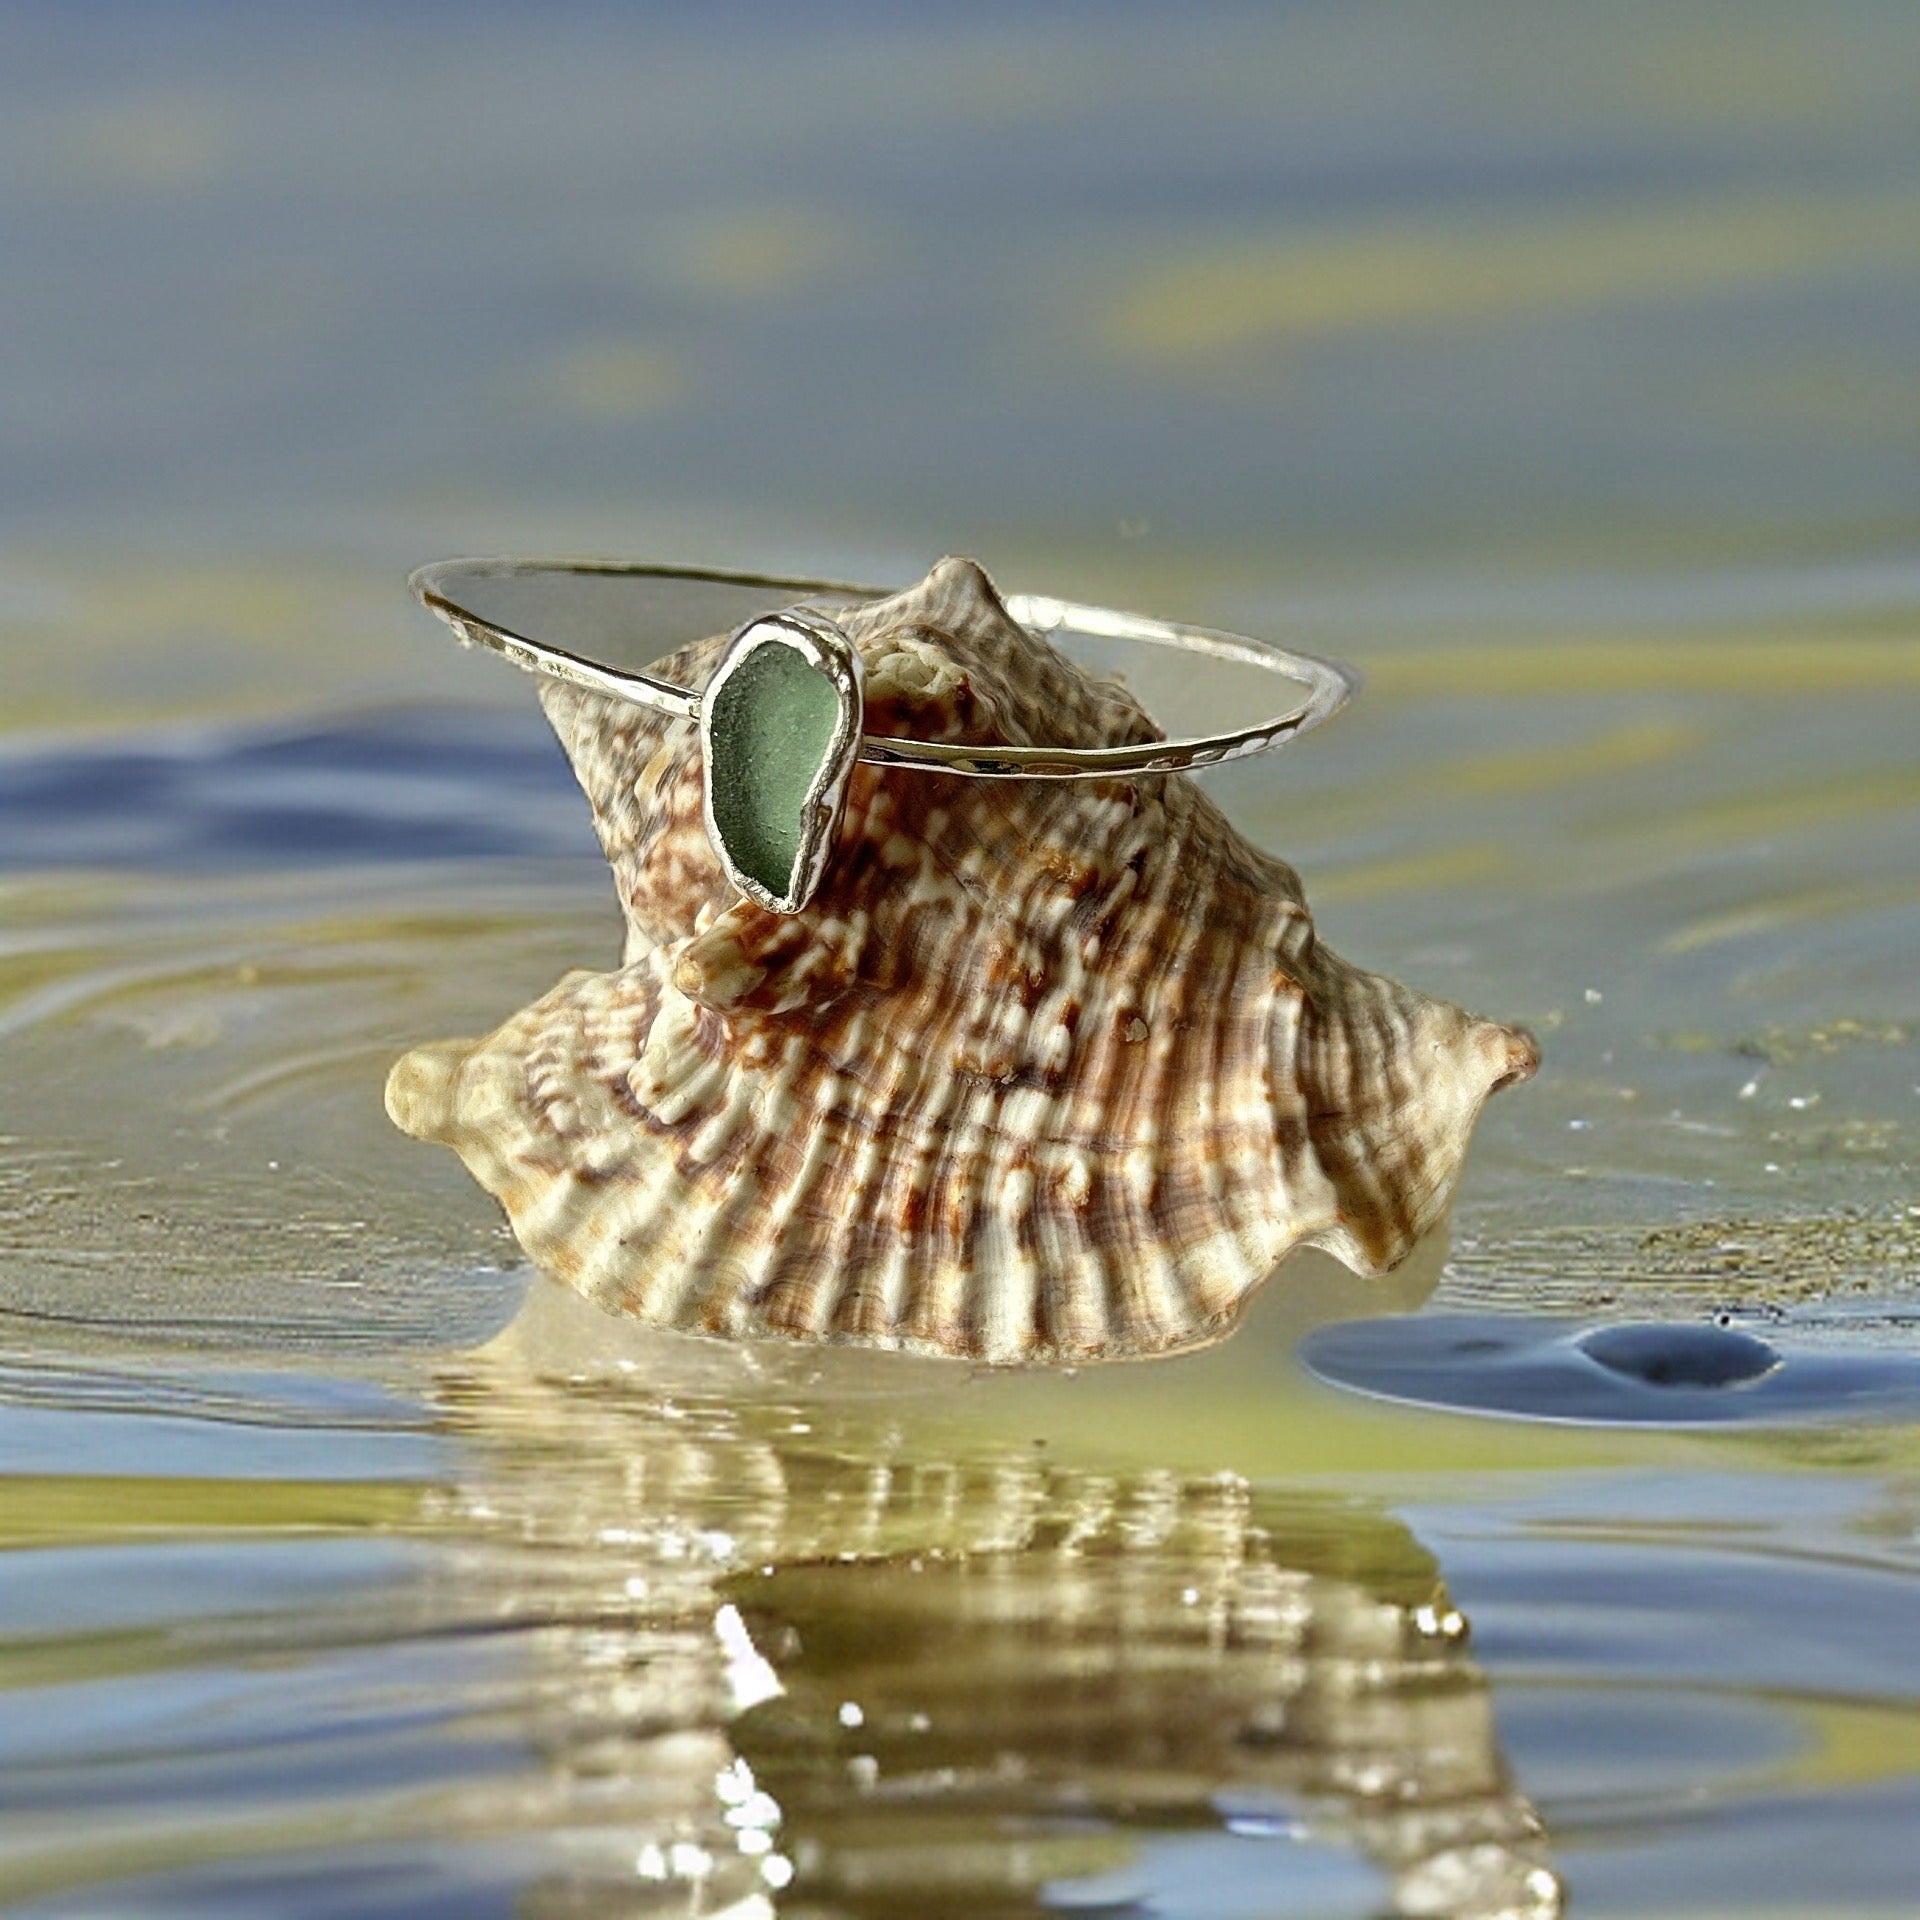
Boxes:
[2,6,1918,1918]
[7,1,1920,715]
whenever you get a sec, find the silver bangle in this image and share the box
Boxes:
[408,558,1358,912]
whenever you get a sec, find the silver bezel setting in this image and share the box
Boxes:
[698,609,865,915]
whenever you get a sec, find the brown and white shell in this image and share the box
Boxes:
[387,558,1537,1364]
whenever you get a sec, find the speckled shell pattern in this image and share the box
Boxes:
[388,558,1537,1363]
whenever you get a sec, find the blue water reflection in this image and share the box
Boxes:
[0,710,583,871]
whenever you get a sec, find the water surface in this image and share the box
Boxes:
[3,5,1918,1915]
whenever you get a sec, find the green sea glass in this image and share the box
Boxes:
[705,635,848,906]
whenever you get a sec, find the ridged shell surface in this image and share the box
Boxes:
[388,558,1537,1363]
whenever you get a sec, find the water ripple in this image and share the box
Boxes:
[0,708,587,873]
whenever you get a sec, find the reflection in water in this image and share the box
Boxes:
[434,1286,1561,1919]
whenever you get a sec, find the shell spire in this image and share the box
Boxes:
[388,558,1536,1363]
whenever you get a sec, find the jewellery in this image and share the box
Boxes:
[409,558,1357,913]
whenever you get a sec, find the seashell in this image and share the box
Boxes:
[387,557,1538,1364]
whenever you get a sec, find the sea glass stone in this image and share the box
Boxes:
[702,615,862,912]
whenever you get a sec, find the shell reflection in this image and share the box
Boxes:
[433,1288,1561,1918]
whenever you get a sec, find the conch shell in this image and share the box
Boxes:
[388,558,1536,1363]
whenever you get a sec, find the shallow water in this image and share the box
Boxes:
[4,5,1919,1915]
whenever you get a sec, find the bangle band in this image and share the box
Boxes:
[408,558,1358,911]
